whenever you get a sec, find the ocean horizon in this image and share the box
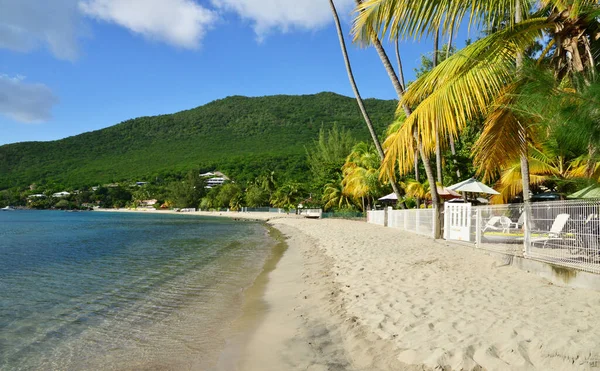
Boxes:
[0,210,276,370]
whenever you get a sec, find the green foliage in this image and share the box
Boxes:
[92,186,132,208]
[245,184,269,207]
[215,183,243,209]
[271,182,304,210]
[54,199,71,210]
[321,176,356,211]
[0,92,397,191]
[169,170,207,208]
[306,124,356,197]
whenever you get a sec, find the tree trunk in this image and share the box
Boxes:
[445,24,461,179]
[329,0,405,206]
[350,0,441,234]
[516,0,531,203]
[516,0,532,254]
[353,0,440,211]
[432,29,443,185]
[354,0,404,100]
[395,38,406,92]
[419,137,442,237]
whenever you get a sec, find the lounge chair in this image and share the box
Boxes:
[482,216,513,233]
[508,212,525,229]
[530,213,571,248]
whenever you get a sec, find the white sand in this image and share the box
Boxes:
[235,218,600,371]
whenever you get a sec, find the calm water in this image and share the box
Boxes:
[0,211,275,370]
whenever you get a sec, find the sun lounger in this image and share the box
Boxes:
[482,216,513,233]
[530,213,571,248]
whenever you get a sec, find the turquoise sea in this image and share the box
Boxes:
[0,210,276,370]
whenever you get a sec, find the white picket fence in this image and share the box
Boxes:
[366,210,385,226]
[367,208,435,237]
[367,200,600,275]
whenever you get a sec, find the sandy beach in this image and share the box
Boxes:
[233,217,600,371]
[95,209,600,370]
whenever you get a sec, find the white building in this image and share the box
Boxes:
[52,191,71,198]
[200,171,229,188]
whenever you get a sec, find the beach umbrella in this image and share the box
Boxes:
[567,185,600,199]
[447,178,500,195]
[378,192,398,201]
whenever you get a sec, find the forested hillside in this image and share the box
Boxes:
[0,92,396,189]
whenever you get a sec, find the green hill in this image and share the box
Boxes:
[0,92,397,190]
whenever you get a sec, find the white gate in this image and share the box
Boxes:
[444,203,472,242]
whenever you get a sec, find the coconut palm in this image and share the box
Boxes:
[403,179,431,201]
[354,0,600,203]
[270,182,303,210]
[341,142,386,210]
[329,0,412,204]
[492,143,576,203]
[322,176,357,211]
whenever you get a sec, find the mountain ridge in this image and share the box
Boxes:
[0,92,397,190]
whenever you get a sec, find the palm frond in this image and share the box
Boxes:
[473,86,524,181]
[381,19,548,179]
[353,0,532,44]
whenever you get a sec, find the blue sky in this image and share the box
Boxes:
[0,0,476,146]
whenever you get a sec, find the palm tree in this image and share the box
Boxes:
[354,0,600,202]
[341,142,385,210]
[322,177,357,211]
[353,0,442,216]
[328,0,409,205]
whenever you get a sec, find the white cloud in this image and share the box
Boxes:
[212,0,355,39]
[0,0,81,60]
[0,75,59,123]
[79,0,217,49]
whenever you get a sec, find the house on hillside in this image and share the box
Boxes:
[200,171,229,188]
[52,191,71,198]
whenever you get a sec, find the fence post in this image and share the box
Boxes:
[384,207,389,227]
[523,202,531,257]
[475,208,482,247]
[443,203,449,240]
[432,208,436,238]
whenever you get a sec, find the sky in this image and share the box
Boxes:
[0,0,477,146]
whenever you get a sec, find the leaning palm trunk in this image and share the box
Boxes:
[329,0,406,206]
[515,0,531,203]
[445,24,460,179]
[515,0,532,252]
[432,29,443,184]
[394,38,406,91]
[353,0,441,223]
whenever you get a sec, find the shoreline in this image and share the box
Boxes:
[93,208,600,369]
[92,207,303,221]
[233,218,600,370]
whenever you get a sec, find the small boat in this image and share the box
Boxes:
[1,206,16,211]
